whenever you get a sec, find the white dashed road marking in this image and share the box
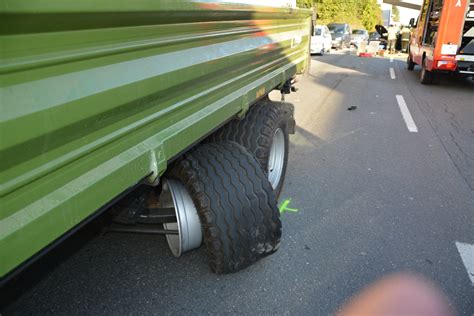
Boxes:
[456,242,474,286]
[396,95,418,133]
[390,57,394,63]
[390,67,396,80]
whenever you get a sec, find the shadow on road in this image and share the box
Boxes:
[0,215,105,310]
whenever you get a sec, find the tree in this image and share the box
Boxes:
[392,6,400,22]
[296,0,314,8]
[360,0,383,31]
[296,0,382,31]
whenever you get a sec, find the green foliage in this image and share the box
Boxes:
[392,6,400,22]
[296,0,382,31]
[296,0,314,8]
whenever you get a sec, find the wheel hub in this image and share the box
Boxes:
[268,128,285,190]
[161,179,202,257]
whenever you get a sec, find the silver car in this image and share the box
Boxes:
[328,23,352,49]
[351,29,369,48]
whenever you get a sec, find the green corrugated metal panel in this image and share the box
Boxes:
[0,0,312,278]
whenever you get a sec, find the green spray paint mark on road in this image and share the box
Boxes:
[279,198,298,215]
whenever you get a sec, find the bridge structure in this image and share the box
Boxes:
[383,0,422,10]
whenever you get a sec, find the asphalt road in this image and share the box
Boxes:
[2,50,473,315]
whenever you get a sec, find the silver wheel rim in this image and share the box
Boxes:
[268,128,285,190]
[162,179,202,257]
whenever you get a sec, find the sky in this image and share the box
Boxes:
[398,1,423,25]
[379,0,423,25]
[398,6,421,24]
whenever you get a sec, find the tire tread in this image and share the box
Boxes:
[209,101,291,197]
[168,141,281,274]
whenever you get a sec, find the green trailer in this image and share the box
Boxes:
[0,0,312,281]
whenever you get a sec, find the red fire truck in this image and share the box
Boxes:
[407,0,474,84]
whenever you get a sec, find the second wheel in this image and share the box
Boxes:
[209,100,294,198]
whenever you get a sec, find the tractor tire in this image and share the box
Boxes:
[168,141,282,274]
[208,100,293,198]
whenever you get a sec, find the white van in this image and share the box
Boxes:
[311,25,332,55]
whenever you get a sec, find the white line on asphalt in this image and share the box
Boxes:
[390,67,396,79]
[396,95,418,133]
[390,57,394,63]
[456,241,474,286]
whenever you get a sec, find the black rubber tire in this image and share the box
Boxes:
[407,54,415,70]
[420,58,438,85]
[208,101,291,198]
[168,141,282,274]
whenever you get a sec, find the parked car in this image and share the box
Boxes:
[368,25,388,50]
[311,25,332,55]
[327,23,352,49]
[368,31,381,41]
[351,29,369,48]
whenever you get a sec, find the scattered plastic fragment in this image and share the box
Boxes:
[279,198,298,214]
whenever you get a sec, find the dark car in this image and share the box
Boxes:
[368,31,382,41]
[368,25,388,49]
[327,23,352,49]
